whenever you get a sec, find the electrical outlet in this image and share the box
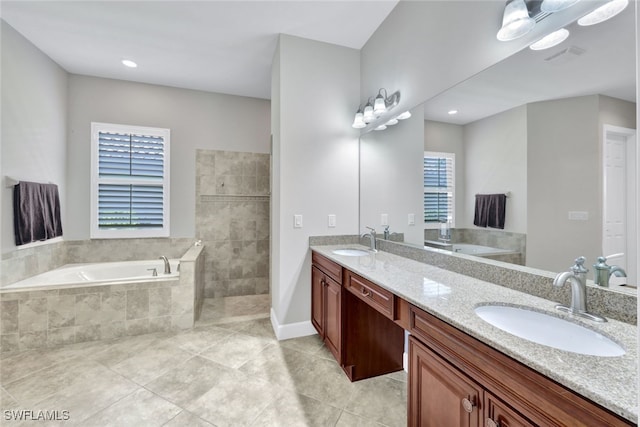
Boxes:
[381,214,388,226]
[294,214,303,228]
[328,214,336,228]
[408,213,415,226]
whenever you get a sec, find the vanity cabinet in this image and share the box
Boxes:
[407,304,632,427]
[311,253,343,362]
[311,252,404,381]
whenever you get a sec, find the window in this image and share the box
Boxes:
[424,152,455,228]
[91,123,170,238]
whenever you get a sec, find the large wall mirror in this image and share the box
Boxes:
[360,3,636,293]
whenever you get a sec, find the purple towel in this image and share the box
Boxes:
[474,194,507,229]
[13,181,63,245]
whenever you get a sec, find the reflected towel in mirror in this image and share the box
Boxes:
[474,194,507,229]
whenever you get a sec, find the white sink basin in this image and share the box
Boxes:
[474,305,625,357]
[332,248,370,257]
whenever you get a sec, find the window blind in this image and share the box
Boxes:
[424,155,454,223]
[97,131,165,229]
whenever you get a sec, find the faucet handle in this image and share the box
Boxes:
[365,226,376,233]
[571,256,588,274]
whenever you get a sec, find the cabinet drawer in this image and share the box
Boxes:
[312,252,343,284]
[346,271,395,319]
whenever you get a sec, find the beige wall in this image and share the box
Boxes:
[527,95,636,272]
[271,35,360,335]
[1,22,68,254]
[464,105,528,233]
[67,75,271,241]
[360,104,425,245]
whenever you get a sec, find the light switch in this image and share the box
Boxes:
[294,214,303,228]
[408,213,415,226]
[328,214,336,228]
[381,214,388,226]
[568,211,589,221]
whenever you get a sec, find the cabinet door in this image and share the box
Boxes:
[409,336,482,427]
[311,266,325,336]
[484,392,534,427]
[324,276,342,361]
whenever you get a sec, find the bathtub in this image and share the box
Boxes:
[1,259,180,291]
[450,243,516,257]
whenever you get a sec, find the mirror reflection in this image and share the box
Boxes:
[360,4,636,291]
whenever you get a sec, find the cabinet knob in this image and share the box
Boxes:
[461,397,475,413]
[361,287,371,297]
[485,419,499,427]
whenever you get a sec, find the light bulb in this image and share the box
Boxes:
[529,28,570,50]
[578,0,628,26]
[352,112,366,129]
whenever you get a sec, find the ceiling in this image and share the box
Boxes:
[0,1,399,100]
[423,2,636,125]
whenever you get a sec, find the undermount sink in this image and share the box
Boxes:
[332,248,370,257]
[474,305,625,357]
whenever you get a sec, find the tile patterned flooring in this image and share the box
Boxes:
[0,295,407,426]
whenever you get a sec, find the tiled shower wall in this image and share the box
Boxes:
[196,149,270,298]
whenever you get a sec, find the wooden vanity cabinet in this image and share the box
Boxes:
[408,304,633,427]
[311,253,343,362]
[311,252,404,381]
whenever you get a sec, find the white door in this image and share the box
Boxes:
[603,125,636,287]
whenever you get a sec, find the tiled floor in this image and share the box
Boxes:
[0,295,407,426]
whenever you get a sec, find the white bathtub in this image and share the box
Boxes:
[1,259,180,291]
[450,243,515,257]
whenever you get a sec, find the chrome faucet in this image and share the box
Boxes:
[553,257,606,322]
[361,226,377,252]
[593,256,627,287]
[159,256,171,274]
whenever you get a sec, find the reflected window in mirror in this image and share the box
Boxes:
[423,152,455,229]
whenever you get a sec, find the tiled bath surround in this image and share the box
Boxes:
[196,149,270,298]
[0,244,205,353]
[309,236,636,324]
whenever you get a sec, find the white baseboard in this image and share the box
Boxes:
[270,308,317,340]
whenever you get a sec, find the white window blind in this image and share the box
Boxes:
[91,123,170,238]
[424,152,455,225]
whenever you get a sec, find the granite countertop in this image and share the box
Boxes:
[310,244,638,423]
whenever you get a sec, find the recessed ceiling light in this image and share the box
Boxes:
[448,109,459,115]
[529,28,570,50]
[577,0,628,26]
[122,59,138,68]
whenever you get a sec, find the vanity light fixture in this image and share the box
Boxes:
[529,28,570,50]
[352,89,401,129]
[541,0,581,13]
[577,0,628,26]
[121,59,138,68]
[497,0,536,41]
